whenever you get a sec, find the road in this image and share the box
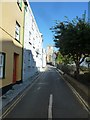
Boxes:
[2,66,89,119]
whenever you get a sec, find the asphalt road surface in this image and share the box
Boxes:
[3,66,89,119]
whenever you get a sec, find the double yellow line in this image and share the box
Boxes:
[65,81,90,114]
[1,72,45,119]
[56,70,90,114]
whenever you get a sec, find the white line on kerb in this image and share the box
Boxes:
[48,94,53,120]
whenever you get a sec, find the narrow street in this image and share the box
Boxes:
[3,66,89,119]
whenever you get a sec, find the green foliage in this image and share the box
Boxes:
[56,52,73,65]
[51,18,90,56]
[50,15,90,74]
[56,52,63,64]
[62,55,73,65]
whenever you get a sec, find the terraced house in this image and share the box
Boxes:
[0,0,44,95]
[0,0,27,94]
[23,1,43,81]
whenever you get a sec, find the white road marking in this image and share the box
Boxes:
[48,94,53,119]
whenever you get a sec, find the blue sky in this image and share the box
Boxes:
[30,2,88,50]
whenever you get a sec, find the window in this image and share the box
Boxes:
[29,42,31,44]
[29,31,32,45]
[25,5,27,12]
[29,31,31,40]
[0,53,5,79]
[17,0,22,11]
[15,21,20,41]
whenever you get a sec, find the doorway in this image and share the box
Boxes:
[13,53,19,84]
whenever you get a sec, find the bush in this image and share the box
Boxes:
[57,64,75,76]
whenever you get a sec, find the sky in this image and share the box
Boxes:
[30,2,88,50]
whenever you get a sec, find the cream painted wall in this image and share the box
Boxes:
[0,1,25,88]
[1,2,24,45]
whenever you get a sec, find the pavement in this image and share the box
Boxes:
[0,68,46,112]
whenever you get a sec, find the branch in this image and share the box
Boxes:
[79,54,89,64]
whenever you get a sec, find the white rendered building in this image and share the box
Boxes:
[42,49,46,68]
[23,1,43,81]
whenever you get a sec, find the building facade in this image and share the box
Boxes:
[46,45,54,64]
[42,49,46,68]
[46,45,56,66]
[0,0,43,94]
[0,0,27,94]
[23,1,43,80]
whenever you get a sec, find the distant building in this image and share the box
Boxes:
[46,45,56,65]
[52,52,56,66]
[46,45,54,64]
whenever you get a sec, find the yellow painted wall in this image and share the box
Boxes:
[0,1,25,88]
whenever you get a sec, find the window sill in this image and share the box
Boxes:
[0,77,5,79]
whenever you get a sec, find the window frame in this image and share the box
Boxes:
[15,21,20,42]
[17,0,22,11]
[0,53,5,79]
[29,31,32,45]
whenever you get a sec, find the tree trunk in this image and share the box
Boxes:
[74,55,80,78]
[74,61,80,79]
[76,61,80,75]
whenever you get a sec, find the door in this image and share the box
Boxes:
[13,53,18,83]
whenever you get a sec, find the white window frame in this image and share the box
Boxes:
[0,53,5,79]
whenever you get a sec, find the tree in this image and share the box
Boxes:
[85,57,90,68]
[55,52,63,64]
[50,16,90,75]
[56,52,73,65]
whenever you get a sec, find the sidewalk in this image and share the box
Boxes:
[0,70,44,112]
